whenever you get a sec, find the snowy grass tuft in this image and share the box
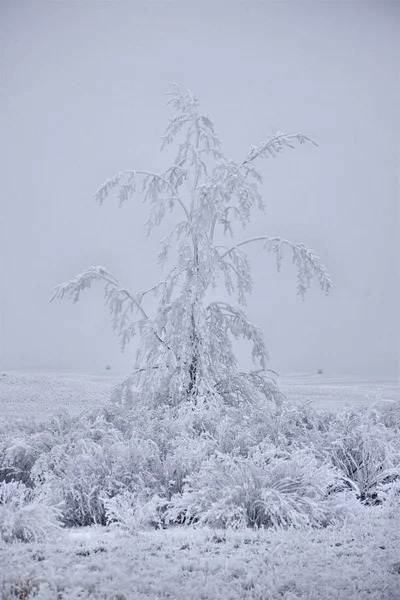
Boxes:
[0,481,62,543]
[166,446,342,529]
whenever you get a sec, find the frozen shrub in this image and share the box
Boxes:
[163,433,216,498]
[0,481,62,543]
[0,435,38,485]
[0,414,77,486]
[378,400,400,430]
[104,491,169,531]
[264,403,400,504]
[167,444,341,529]
[375,480,400,518]
[211,401,277,455]
[33,430,164,527]
[260,401,331,450]
[1,382,399,532]
[325,410,400,502]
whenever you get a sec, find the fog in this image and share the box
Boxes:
[1,1,399,377]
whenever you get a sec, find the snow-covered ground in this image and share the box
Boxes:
[1,369,398,423]
[0,369,122,424]
[278,373,400,411]
[2,509,399,599]
[0,510,400,600]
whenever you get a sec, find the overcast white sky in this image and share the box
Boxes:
[1,1,399,376]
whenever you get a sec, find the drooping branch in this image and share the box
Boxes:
[94,169,190,221]
[216,248,253,305]
[198,161,265,240]
[207,301,269,369]
[219,236,332,299]
[203,134,317,242]
[215,370,283,406]
[243,133,318,167]
[50,266,172,353]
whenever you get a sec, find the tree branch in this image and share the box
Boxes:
[51,266,173,352]
[219,236,332,298]
[242,133,318,167]
[95,169,190,221]
[219,236,283,260]
[137,170,190,220]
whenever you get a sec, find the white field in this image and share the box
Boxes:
[1,371,399,599]
[1,369,399,423]
[0,369,122,424]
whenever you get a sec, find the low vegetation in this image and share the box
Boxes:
[1,394,399,534]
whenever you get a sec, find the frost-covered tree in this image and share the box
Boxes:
[52,85,331,409]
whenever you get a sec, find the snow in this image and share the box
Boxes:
[278,374,400,411]
[1,511,399,599]
[0,370,123,423]
[1,369,398,423]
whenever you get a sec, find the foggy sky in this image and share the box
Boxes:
[1,1,399,376]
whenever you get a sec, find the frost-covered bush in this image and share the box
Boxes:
[256,402,400,505]
[166,444,343,529]
[32,416,164,526]
[323,409,400,503]
[0,414,76,486]
[0,481,62,543]
[260,401,333,450]
[378,399,400,430]
[2,389,399,531]
[103,491,169,532]
[375,480,400,520]
[0,434,38,485]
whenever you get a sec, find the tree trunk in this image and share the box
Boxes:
[187,309,198,402]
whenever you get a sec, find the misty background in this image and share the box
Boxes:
[0,1,399,377]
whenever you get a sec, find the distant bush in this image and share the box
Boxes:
[317,368,323,375]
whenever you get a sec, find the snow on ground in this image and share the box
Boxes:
[278,374,400,411]
[1,369,399,423]
[1,509,399,599]
[0,370,124,424]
